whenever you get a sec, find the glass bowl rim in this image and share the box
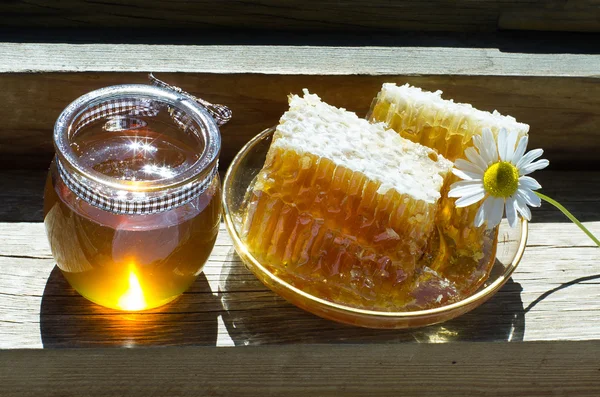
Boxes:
[222,126,529,319]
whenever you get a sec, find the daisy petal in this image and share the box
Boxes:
[517,188,542,207]
[464,147,489,171]
[455,190,486,207]
[504,130,519,163]
[450,179,482,189]
[452,168,481,181]
[519,176,542,191]
[455,158,485,175]
[505,196,517,228]
[475,196,494,227]
[520,159,550,175]
[511,135,529,165]
[448,181,485,198]
[497,128,508,161]
[487,197,505,229]
[481,128,499,164]
[517,148,543,169]
[473,135,485,155]
[514,196,532,220]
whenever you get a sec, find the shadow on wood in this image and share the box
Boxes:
[1,73,599,170]
[524,273,600,313]
[530,172,600,224]
[40,266,220,348]
[218,249,525,345]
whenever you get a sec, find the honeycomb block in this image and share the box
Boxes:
[242,91,453,310]
[369,83,529,162]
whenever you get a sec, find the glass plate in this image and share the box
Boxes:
[222,127,528,329]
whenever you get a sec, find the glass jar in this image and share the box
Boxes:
[44,84,223,311]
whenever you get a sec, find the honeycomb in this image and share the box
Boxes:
[243,148,442,310]
[369,84,528,162]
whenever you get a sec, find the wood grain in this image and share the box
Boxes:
[1,72,599,169]
[1,1,599,32]
[2,43,599,75]
[1,341,600,397]
[0,170,599,348]
[499,9,600,33]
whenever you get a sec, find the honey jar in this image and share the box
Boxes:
[44,84,227,311]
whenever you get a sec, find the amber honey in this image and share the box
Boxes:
[370,99,469,162]
[45,126,221,311]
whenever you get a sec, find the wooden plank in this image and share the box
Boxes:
[1,1,599,32]
[2,221,599,348]
[2,222,600,348]
[1,72,599,169]
[1,342,600,397]
[1,170,598,348]
[1,43,599,76]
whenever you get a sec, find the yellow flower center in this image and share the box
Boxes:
[483,161,519,198]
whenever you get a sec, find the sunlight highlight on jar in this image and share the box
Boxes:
[117,266,147,311]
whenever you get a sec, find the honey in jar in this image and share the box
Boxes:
[44,84,224,311]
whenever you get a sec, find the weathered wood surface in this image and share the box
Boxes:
[0,170,598,348]
[1,1,599,32]
[1,72,599,169]
[1,341,600,397]
[2,43,599,75]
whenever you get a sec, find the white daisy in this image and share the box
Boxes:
[448,127,549,229]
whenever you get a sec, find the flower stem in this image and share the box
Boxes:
[535,192,600,247]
